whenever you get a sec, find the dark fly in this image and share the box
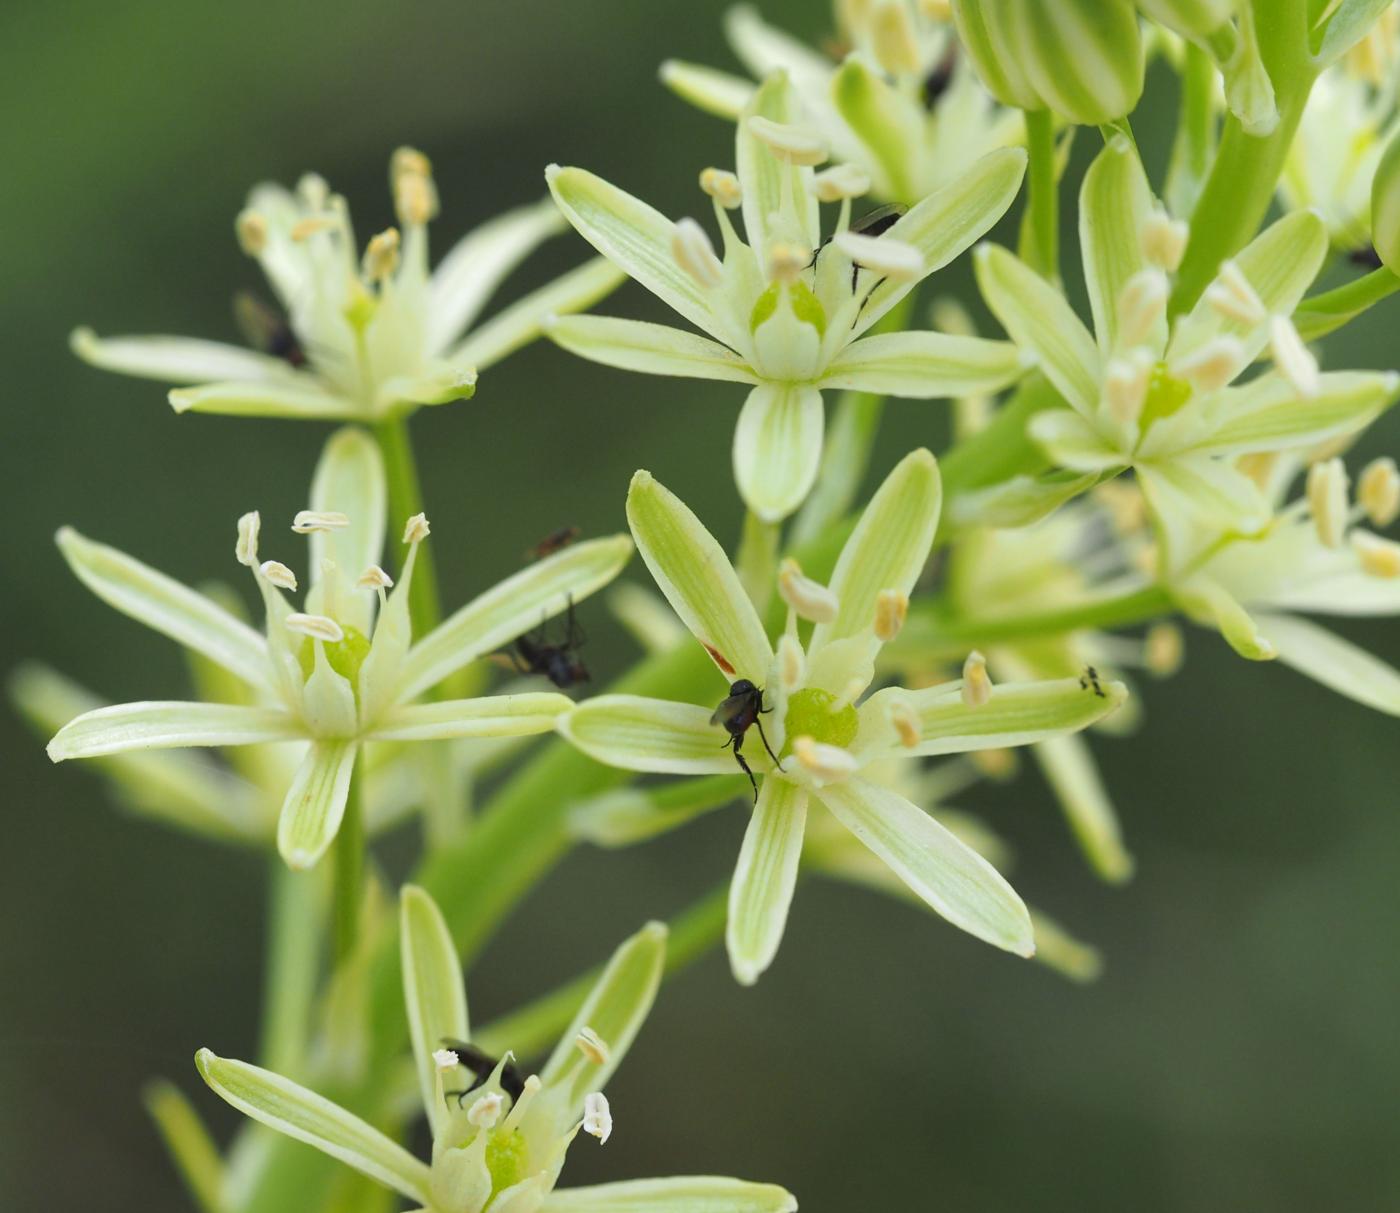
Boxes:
[509,595,589,689]
[921,44,958,109]
[439,1038,526,1106]
[710,678,783,802]
[808,204,909,291]
[525,525,581,562]
[1078,665,1106,698]
[234,291,307,368]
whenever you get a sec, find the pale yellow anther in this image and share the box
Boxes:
[432,1047,459,1070]
[1172,337,1243,393]
[259,560,298,591]
[357,564,394,590]
[1352,529,1400,577]
[403,512,431,544]
[1306,457,1349,549]
[391,146,433,184]
[887,699,921,748]
[874,589,908,642]
[285,613,344,643]
[467,1091,504,1129]
[746,115,829,165]
[972,747,1018,780]
[362,228,401,282]
[793,735,859,780]
[961,651,992,708]
[236,511,261,567]
[833,230,923,282]
[1269,315,1319,398]
[235,210,268,256]
[809,164,872,203]
[297,173,330,210]
[778,633,806,692]
[1115,270,1168,348]
[1238,450,1282,492]
[1204,260,1266,326]
[778,558,838,623]
[292,510,349,534]
[290,216,336,243]
[575,1026,611,1066]
[1358,456,1400,527]
[671,218,724,289]
[919,0,953,20]
[1104,352,1152,426]
[871,1,921,74]
[699,167,742,209]
[583,1091,613,1144]
[839,0,875,36]
[831,676,867,713]
[1139,210,1188,272]
[1144,622,1184,677]
[391,149,438,227]
[1093,480,1147,535]
[767,241,809,285]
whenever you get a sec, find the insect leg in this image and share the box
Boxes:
[753,714,784,773]
[731,734,759,803]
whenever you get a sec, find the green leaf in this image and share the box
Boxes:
[727,777,807,986]
[546,315,758,383]
[732,382,825,523]
[400,885,469,1133]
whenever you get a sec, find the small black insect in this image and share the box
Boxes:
[234,291,307,368]
[509,595,589,689]
[1350,244,1384,270]
[1078,666,1106,698]
[807,203,909,285]
[921,44,958,110]
[710,678,784,802]
[440,1038,526,1106]
[525,525,581,562]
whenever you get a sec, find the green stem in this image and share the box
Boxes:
[473,883,729,1061]
[1022,108,1059,280]
[258,860,323,1078]
[907,585,1174,651]
[788,390,885,550]
[735,511,779,614]
[373,417,441,641]
[332,757,364,965]
[1294,265,1400,340]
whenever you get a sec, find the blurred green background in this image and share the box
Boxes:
[4,3,1400,1209]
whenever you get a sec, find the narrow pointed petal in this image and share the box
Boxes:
[1137,457,1269,556]
[195,1049,432,1204]
[400,536,633,700]
[1254,612,1400,715]
[1031,735,1134,884]
[547,165,727,341]
[659,59,754,118]
[727,777,807,986]
[540,920,666,1104]
[277,740,357,870]
[737,72,820,260]
[71,327,300,385]
[426,197,564,355]
[818,778,1034,955]
[367,693,571,741]
[856,147,1027,337]
[733,382,824,523]
[448,257,627,372]
[974,243,1100,415]
[47,702,300,760]
[1026,409,1122,472]
[143,1080,226,1213]
[546,314,759,383]
[832,55,922,203]
[1079,138,1156,355]
[1194,371,1398,457]
[545,1177,797,1213]
[626,470,773,680]
[821,332,1025,398]
[1174,578,1276,660]
[306,428,387,634]
[168,380,361,420]
[559,696,769,774]
[856,676,1127,759]
[400,885,469,1134]
[57,527,271,690]
[813,448,940,651]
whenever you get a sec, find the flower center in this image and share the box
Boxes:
[1138,362,1192,430]
[783,687,858,754]
[296,624,371,689]
[485,1126,529,1194]
[749,280,826,337]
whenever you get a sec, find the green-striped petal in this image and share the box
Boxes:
[400,885,469,1134]
[727,776,807,986]
[546,315,758,383]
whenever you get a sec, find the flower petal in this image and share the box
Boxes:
[195,1048,432,1204]
[70,327,301,385]
[737,72,820,261]
[547,165,727,341]
[1031,734,1134,883]
[168,380,361,420]
[733,382,824,523]
[817,778,1034,955]
[448,257,627,372]
[1137,457,1269,567]
[545,1177,797,1213]
[367,694,571,741]
[659,59,755,118]
[1174,577,1276,660]
[277,740,357,870]
[1079,137,1157,355]
[627,470,773,680]
[143,1080,226,1213]
[727,777,807,986]
[539,920,666,1105]
[1194,371,1398,457]
[426,197,564,355]
[856,147,1027,337]
[400,885,469,1134]
[820,332,1025,398]
[546,314,759,383]
[1254,611,1400,715]
[400,536,634,700]
[57,527,271,691]
[1026,409,1122,471]
[47,702,300,760]
[306,428,387,635]
[974,243,1100,415]
[856,676,1127,760]
[832,55,922,203]
[812,447,940,651]
[559,696,771,775]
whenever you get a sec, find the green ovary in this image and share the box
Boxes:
[296,625,371,691]
[1139,363,1192,429]
[486,1127,529,1194]
[748,280,827,336]
[783,687,858,753]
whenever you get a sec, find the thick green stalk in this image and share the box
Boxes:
[905,585,1174,652]
[1294,265,1400,340]
[788,390,885,550]
[1022,108,1060,280]
[258,860,323,1078]
[373,417,441,641]
[332,758,364,965]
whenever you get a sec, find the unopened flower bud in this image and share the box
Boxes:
[1307,457,1350,549]
[671,218,723,289]
[699,167,742,209]
[961,650,992,707]
[1358,456,1400,527]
